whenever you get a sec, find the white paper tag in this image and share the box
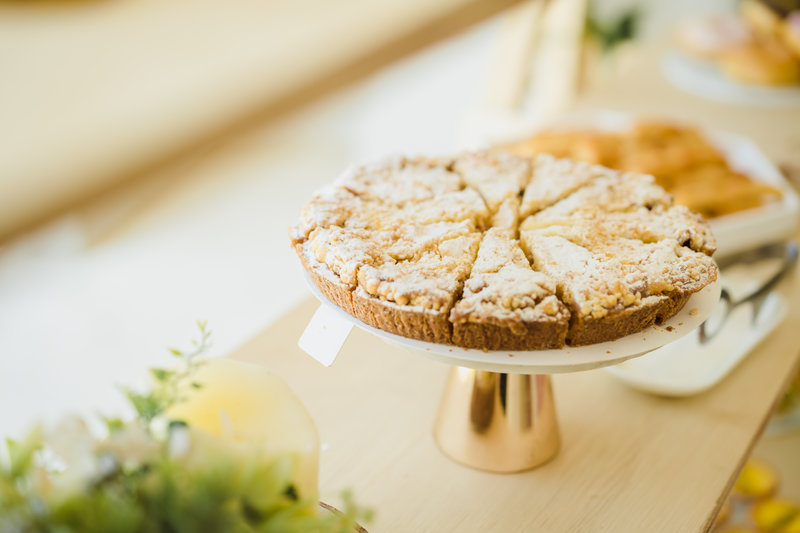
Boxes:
[298,305,354,366]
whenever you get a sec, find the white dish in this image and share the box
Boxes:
[488,110,799,260]
[605,291,786,396]
[301,268,722,375]
[661,50,800,108]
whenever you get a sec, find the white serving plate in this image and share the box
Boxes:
[605,247,795,396]
[605,292,786,396]
[661,50,800,108]
[300,267,722,375]
[487,110,799,260]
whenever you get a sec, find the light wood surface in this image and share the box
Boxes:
[0,0,523,240]
[228,273,799,532]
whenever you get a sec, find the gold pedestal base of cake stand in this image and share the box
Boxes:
[434,367,559,473]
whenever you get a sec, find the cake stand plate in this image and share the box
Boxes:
[300,271,722,472]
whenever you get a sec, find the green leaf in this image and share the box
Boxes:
[168,348,183,357]
[585,6,640,53]
[125,391,163,422]
[283,484,298,501]
[150,368,175,383]
[5,427,42,479]
[168,420,187,430]
[190,382,203,390]
[104,417,125,434]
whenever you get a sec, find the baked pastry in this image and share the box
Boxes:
[291,152,718,350]
[719,38,800,85]
[742,0,800,37]
[502,121,783,219]
[450,228,570,350]
[781,11,800,57]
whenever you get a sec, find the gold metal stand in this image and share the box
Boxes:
[434,367,559,473]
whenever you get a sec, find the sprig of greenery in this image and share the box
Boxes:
[1,322,372,532]
[121,320,211,429]
[585,5,640,54]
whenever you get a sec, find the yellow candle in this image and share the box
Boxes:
[168,358,320,500]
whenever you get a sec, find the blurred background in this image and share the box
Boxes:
[1,0,800,527]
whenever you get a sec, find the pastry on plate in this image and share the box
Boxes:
[502,121,782,219]
[719,37,800,85]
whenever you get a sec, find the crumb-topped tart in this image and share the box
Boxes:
[290,152,718,350]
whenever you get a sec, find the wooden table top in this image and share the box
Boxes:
[228,278,799,532]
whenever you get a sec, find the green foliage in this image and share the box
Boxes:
[104,418,125,435]
[124,391,163,423]
[1,435,367,533]
[0,322,371,533]
[585,4,640,53]
[120,320,210,427]
[5,430,41,480]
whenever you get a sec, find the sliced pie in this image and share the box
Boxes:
[450,229,569,349]
[293,151,718,350]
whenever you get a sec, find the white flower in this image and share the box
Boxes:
[44,415,99,493]
[98,420,160,467]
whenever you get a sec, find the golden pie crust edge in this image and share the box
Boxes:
[564,292,693,347]
[296,239,708,350]
[297,242,453,345]
[451,316,568,351]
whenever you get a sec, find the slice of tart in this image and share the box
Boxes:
[336,155,463,205]
[291,156,489,242]
[522,204,716,256]
[519,154,616,218]
[450,229,569,349]
[520,163,716,255]
[520,230,716,345]
[398,188,489,229]
[353,231,481,344]
[300,220,481,343]
[453,152,531,222]
[298,226,389,315]
[525,169,673,218]
[290,185,363,244]
[489,196,521,232]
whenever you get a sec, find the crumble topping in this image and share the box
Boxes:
[521,233,646,319]
[358,234,480,311]
[524,170,671,220]
[292,156,487,242]
[451,229,568,327]
[519,161,716,255]
[307,226,387,287]
[521,203,716,256]
[336,155,462,206]
[489,196,520,232]
[399,189,489,229]
[293,150,718,347]
[520,154,615,218]
[453,152,531,212]
[521,230,716,319]
[470,228,530,273]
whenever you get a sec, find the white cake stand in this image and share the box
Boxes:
[303,273,722,473]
